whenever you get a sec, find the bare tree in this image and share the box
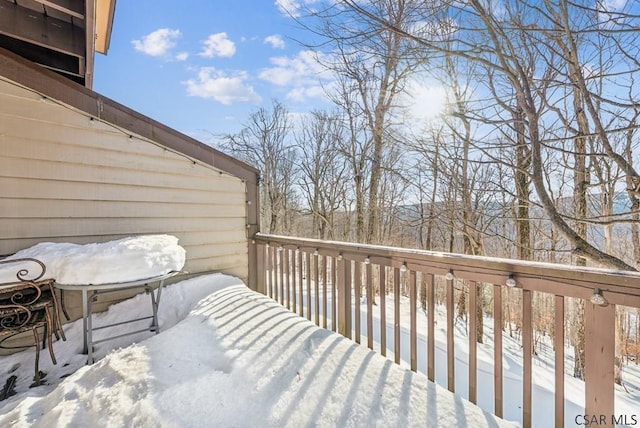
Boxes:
[300,0,426,244]
[222,100,297,234]
[339,0,640,382]
[296,110,350,239]
[340,0,640,269]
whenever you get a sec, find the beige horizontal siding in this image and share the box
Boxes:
[0,120,202,174]
[1,217,247,239]
[186,256,248,279]
[0,198,246,219]
[0,137,230,182]
[2,230,248,254]
[0,139,245,193]
[0,176,242,203]
[185,243,248,264]
[0,78,251,291]
[0,88,116,129]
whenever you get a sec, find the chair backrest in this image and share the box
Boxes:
[0,258,47,287]
[0,258,51,336]
[0,258,64,387]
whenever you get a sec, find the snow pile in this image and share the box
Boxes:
[0,235,185,285]
[0,274,513,427]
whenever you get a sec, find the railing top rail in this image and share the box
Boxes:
[255,233,640,304]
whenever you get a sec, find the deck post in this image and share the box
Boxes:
[255,243,265,295]
[246,180,260,292]
[337,257,352,339]
[584,301,615,419]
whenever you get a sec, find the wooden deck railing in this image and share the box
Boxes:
[253,233,640,428]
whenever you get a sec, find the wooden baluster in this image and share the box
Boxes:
[427,273,435,382]
[366,262,373,350]
[554,295,565,428]
[332,256,337,331]
[494,284,503,418]
[284,248,290,310]
[523,289,532,428]
[271,246,277,301]
[297,250,303,317]
[410,269,417,372]
[380,266,387,357]
[322,255,328,329]
[394,266,401,365]
[469,281,477,404]
[314,252,320,326]
[447,273,455,392]
[278,248,284,306]
[291,249,297,314]
[354,261,361,344]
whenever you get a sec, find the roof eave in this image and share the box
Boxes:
[95,0,116,55]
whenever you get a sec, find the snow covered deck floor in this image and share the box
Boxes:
[0,274,514,427]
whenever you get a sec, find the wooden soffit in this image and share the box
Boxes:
[95,0,115,54]
[0,0,115,88]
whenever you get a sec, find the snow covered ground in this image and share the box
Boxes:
[280,283,640,427]
[0,273,513,427]
[3,235,634,427]
[361,292,640,428]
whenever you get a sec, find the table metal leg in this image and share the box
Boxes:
[149,279,164,334]
[81,288,88,354]
[87,290,94,364]
[57,271,178,365]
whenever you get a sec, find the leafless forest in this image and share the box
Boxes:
[221,1,640,381]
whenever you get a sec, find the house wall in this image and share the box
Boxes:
[0,76,250,319]
[0,77,249,276]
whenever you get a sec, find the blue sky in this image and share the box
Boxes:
[92,0,637,148]
[94,1,332,144]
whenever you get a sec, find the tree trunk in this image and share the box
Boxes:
[615,308,624,385]
[476,283,484,344]
[571,84,590,379]
[514,107,531,261]
[573,299,586,380]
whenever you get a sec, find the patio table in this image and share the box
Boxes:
[55,271,180,364]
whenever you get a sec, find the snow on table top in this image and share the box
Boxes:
[0,274,513,427]
[0,235,186,285]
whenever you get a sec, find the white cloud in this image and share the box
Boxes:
[259,50,333,102]
[132,28,181,57]
[264,34,286,49]
[275,0,302,17]
[596,0,628,24]
[274,0,323,18]
[604,0,627,10]
[176,52,189,61]
[285,85,326,102]
[200,33,236,58]
[259,50,328,86]
[184,67,261,105]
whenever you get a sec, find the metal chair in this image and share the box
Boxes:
[0,258,66,387]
